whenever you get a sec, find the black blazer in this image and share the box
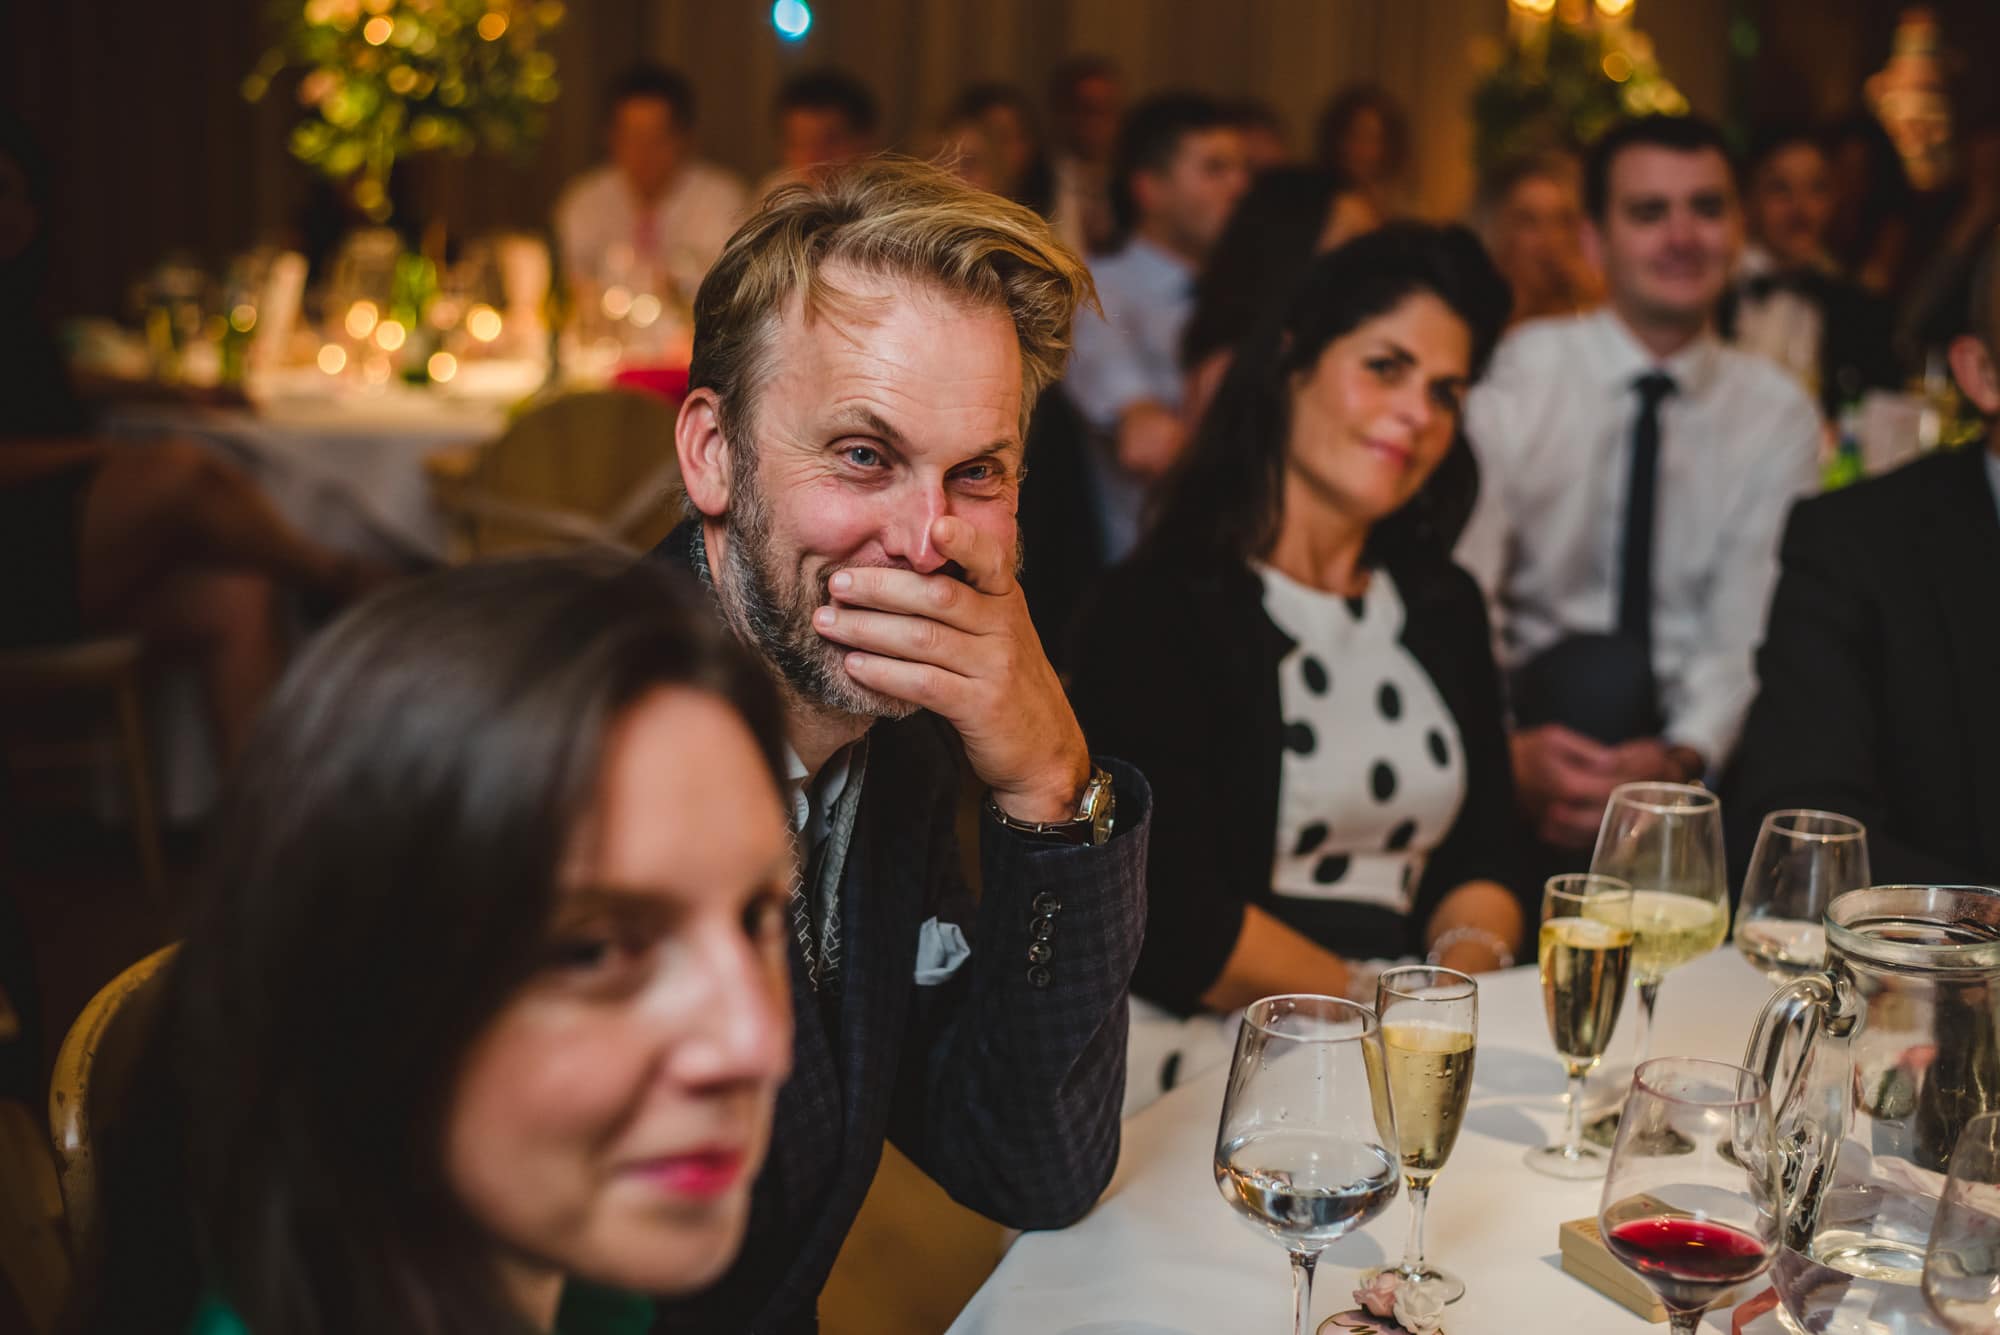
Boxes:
[1067,548,1526,1017]
[1725,443,2000,887]
[648,523,1151,1334]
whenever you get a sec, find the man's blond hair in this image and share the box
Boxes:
[689,155,1096,444]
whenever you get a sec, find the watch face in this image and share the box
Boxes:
[1086,775,1115,845]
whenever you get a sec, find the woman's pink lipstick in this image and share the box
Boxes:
[627,1148,746,1199]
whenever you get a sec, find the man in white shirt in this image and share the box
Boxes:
[1721,125,1898,416]
[1458,114,1820,862]
[1045,56,1125,258]
[552,65,748,306]
[1064,93,1248,561]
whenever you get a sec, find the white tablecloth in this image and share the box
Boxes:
[949,948,1778,1335]
[104,389,508,561]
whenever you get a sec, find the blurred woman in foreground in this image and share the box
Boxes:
[81,555,793,1335]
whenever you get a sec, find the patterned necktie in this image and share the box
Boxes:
[788,832,824,993]
[1618,371,1679,654]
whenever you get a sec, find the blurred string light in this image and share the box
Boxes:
[773,0,812,42]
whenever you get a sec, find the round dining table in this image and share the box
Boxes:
[948,947,1784,1335]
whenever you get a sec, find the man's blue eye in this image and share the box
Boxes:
[845,446,881,467]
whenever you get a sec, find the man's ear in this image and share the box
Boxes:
[1948,333,2000,416]
[676,388,733,517]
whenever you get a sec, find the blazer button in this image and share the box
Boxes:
[1032,891,1062,916]
[1027,964,1052,989]
[1031,914,1057,942]
[1027,940,1053,965]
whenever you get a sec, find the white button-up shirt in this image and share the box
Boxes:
[1457,308,1822,770]
[552,160,748,301]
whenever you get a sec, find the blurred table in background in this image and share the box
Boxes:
[100,382,516,564]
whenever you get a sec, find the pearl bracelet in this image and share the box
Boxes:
[1426,924,1516,969]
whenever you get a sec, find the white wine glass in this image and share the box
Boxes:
[1363,967,1477,1304]
[1215,995,1400,1335]
[1599,1058,1782,1335]
[1925,1110,2000,1333]
[1527,874,1634,1178]
[1735,809,1869,984]
[1590,782,1729,1077]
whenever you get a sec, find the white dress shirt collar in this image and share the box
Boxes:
[1584,306,1723,404]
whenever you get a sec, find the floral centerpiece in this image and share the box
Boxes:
[1472,1,1687,175]
[244,0,564,220]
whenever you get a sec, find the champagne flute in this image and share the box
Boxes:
[1590,782,1729,1075]
[1925,1110,2000,1333]
[1734,809,1869,984]
[1599,1058,1782,1335]
[1527,874,1635,1178]
[1362,967,1477,1304]
[1215,995,1400,1335]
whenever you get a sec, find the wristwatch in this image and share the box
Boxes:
[985,767,1117,847]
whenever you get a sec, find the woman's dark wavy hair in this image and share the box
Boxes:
[79,554,787,1335]
[1138,221,1510,572]
[1179,166,1343,374]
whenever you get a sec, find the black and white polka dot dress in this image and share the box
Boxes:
[1259,563,1467,945]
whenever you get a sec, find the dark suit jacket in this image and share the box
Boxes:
[648,523,1151,1334]
[1725,443,2000,887]
[1066,549,1527,1016]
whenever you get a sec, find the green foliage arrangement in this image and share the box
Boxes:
[1472,16,1687,176]
[244,0,564,220]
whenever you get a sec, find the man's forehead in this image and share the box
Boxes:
[763,264,1025,438]
[1610,145,1734,199]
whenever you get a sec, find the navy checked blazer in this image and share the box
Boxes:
[648,522,1151,1334]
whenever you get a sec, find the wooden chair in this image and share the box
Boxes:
[0,638,166,898]
[427,389,684,561]
[47,944,176,1255]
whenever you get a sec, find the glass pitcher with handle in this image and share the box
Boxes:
[1744,885,2000,1334]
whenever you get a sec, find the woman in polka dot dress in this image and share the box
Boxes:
[1068,224,1532,1113]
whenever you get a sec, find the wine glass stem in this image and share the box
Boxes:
[1400,1179,1432,1276]
[1634,978,1661,1067]
[1667,1311,1701,1334]
[1288,1249,1318,1335]
[1562,1066,1589,1154]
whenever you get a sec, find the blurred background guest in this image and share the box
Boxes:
[79,556,794,1335]
[1227,97,1292,172]
[1720,123,1899,415]
[936,83,1052,216]
[1178,166,1344,427]
[1045,55,1125,256]
[1069,224,1525,1112]
[1825,111,1914,297]
[1315,82,1409,234]
[1458,115,1820,881]
[0,114,382,762]
[761,67,880,197]
[1064,92,1247,563]
[553,64,749,312]
[1726,227,2000,887]
[1476,148,1600,328]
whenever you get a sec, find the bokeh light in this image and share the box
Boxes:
[466,304,504,343]
[773,0,812,42]
[317,343,348,375]
[428,351,458,383]
[344,301,379,340]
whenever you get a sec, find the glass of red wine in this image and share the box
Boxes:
[1597,1058,1781,1335]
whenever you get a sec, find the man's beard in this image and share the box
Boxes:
[717,476,921,723]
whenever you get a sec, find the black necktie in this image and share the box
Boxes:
[1618,371,1678,653]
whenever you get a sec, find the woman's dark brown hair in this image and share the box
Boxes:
[1139,222,1509,573]
[79,554,786,1335]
